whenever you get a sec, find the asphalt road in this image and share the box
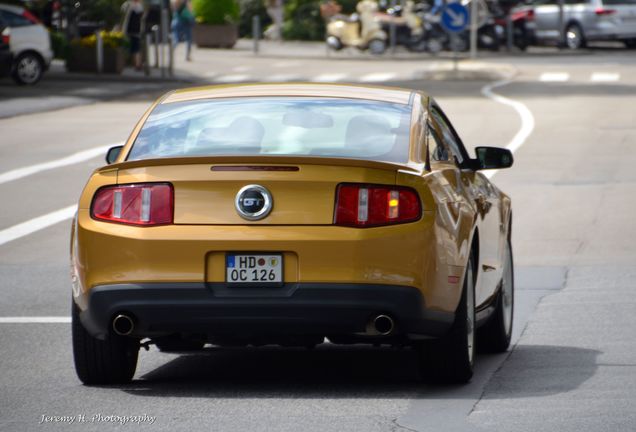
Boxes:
[0,52,635,431]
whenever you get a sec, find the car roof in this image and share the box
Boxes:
[0,3,24,14]
[162,83,420,106]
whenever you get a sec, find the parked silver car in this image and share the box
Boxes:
[513,0,636,49]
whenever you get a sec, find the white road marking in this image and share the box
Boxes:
[232,66,251,73]
[539,72,570,82]
[590,72,619,82]
[0,144,117,185]
[481,79,536,179]
[203,71,218,77]
[267,74,303,82]
[311,73,348,83]
[359,72,397,83]
[0,205,76,247]
[272,61,302,68]
[214,74,251,83]
[0,317,71,323]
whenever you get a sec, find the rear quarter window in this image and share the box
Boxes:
[0,10,33,27]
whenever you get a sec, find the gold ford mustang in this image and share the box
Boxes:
[71,83,514,385]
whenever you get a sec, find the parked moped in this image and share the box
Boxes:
[326,0,388,55]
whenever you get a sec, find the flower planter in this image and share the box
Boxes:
[193,23,238,48]
[66,45,126,74]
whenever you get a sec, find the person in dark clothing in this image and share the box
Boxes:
[122,0,145,70]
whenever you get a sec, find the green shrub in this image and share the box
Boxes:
[282,0,358,41]
[50,30,69,60]
[338,0,358,14]
[238,0,272,38]
[80,0,127,28]
[193,0,240,25]
[282,0,323,41]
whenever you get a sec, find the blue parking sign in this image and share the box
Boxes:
[441,2,469,33]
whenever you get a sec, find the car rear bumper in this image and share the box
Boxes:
[77,282,455,341]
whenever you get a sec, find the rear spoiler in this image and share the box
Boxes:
[101,155,424,174]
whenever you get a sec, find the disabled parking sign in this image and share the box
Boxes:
[441,2,469,33]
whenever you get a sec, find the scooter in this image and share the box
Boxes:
[447,0,502,52]
[376,1,428,52]
[326,0,388,55]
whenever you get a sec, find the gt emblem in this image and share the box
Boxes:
[235,185,273,221]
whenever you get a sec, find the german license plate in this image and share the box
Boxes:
[226,253,283,285]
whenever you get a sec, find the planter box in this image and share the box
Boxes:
[193,23,238,48]
[66,45,126,74]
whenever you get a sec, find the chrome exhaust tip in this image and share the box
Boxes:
[112,314,134,336]
[369,314,395,336]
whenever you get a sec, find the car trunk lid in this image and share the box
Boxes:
[112,156,422,225]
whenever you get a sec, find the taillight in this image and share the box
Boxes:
[334,184,421,227]
[595,7,616,15]
[525,9,535,21]
[1,28,9,46]
[91,183,173,226]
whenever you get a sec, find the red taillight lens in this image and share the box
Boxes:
[525,9,535,21]
[91,183,173,226]
[334,184,421,227]
[1,28,10,46]
[595,7,616,15]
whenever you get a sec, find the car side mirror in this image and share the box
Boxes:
[105,145,123,164]
[474,146,513,170]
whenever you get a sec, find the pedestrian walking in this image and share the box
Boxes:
[122,0,145,70]
[172,0,194,61]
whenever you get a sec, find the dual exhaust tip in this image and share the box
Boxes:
[112,314,135,336]
[368,314,395,336]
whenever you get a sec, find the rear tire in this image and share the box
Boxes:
[72,302,139,385]
[624,39,636,49]
[478,237,514,353]
[417,255,476,384]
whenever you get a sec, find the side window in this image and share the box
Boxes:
[430,107,466,165]
[426,122,450,162]
[0,11,33,27]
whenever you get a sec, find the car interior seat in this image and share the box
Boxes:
[197,116,265,154]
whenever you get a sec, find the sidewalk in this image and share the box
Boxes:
[43,37,610,86]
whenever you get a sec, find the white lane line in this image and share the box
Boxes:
[0,144,117,185]
[0,317,70,323]
[267,74,304,82]
[591,72,619,82]
[359,72,397,83]
[273,61,302,68]
[481,79,535,179]
[232,66,251,73]
[311,73,348,83]
[0,205,76,247]
[539,72,570,82]
[214,74,251,83]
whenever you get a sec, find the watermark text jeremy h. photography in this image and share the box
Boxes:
[39,413,156,426]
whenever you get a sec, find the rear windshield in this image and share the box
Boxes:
[127,97,412,163]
